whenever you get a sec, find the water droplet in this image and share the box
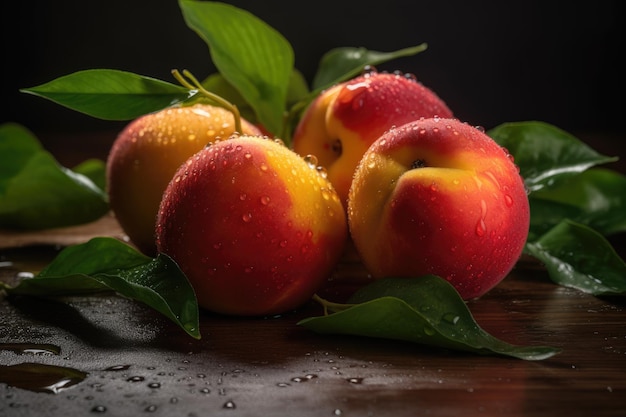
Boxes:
[423,326,436,336]
[476,219,486,237]
[223,400,236,409]
[147,382,161,389]
[91,405,107,413]
[242,213,252,222]
[346,377,364,384]
[0,362,88,394]
[0,343,60,355]
[504,194,513,207]
[127,376,145,382]
[104,364,130,372]
[442,313,460,325]
[260,196,271,205]
[144,404,157,412]
[361,65,377,76]
[303,154,318,169]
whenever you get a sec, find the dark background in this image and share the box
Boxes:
[1,1,624,146]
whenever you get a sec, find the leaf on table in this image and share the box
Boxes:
[488,121,617,193]
[525,220,626,297]
[179,0,294,136]
[0,123,109,230]
[299,276,561,360]
[528,168,626,240]
[311,44,428,91]
[3,237,200,339]
[20,69,191,121]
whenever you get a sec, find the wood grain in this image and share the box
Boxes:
[1,217,625,417]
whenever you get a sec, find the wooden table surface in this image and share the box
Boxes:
[1,131,625,417]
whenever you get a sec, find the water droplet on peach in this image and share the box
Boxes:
[475,219,486,236]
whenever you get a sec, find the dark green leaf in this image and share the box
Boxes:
[528,168,626,240]
[300,276,560,360]
[488,121,617,192]
[179,0,294,136]
[525,220,626,296]
[4,237,200,339]
[311,44,428,91]
[0,123,109,230]
[21,69,191,120]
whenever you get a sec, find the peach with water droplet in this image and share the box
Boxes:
[347,117,530,299]
[106,103,262,255]
[155,135,347,316]
[292,70,453,208]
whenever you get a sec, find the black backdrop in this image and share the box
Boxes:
[1,0,624,140]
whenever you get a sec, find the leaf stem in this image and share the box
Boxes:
[311,293,355,316]
[171,69,243,134]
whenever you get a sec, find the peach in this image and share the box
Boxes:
[348,117,530,299]
[155,135,348,316]
[106,103,262,255]
[292,70,453,207]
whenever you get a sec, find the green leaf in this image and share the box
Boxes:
[528,168,626,240]
[300,276,560,360]
[21,69,191,120]
[3,237,200,339]
[525,220,626,297]
[179,0,294,136]
[488,121,617,193]
[202,69,310,129]
[311,44,428,91]
[72,159,107,192]
[0,123,109,230]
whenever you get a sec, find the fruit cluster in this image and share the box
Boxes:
[106,69,529,316]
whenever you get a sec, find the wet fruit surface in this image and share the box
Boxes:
[292,69,454,207]
[106,103,262,255]
[348,118,530,299]
[156,135,347,316]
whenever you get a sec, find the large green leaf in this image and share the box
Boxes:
[21,69,192,120]
[525,220,626,296]
[528,168,626,240]
[488,121,617,192]
[300,276,560,360]
[179,0,294,136]
[3,237,200,339]
[0,123,109,230]
[311,44,428,91]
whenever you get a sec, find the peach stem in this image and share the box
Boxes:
[171,69,243,134]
